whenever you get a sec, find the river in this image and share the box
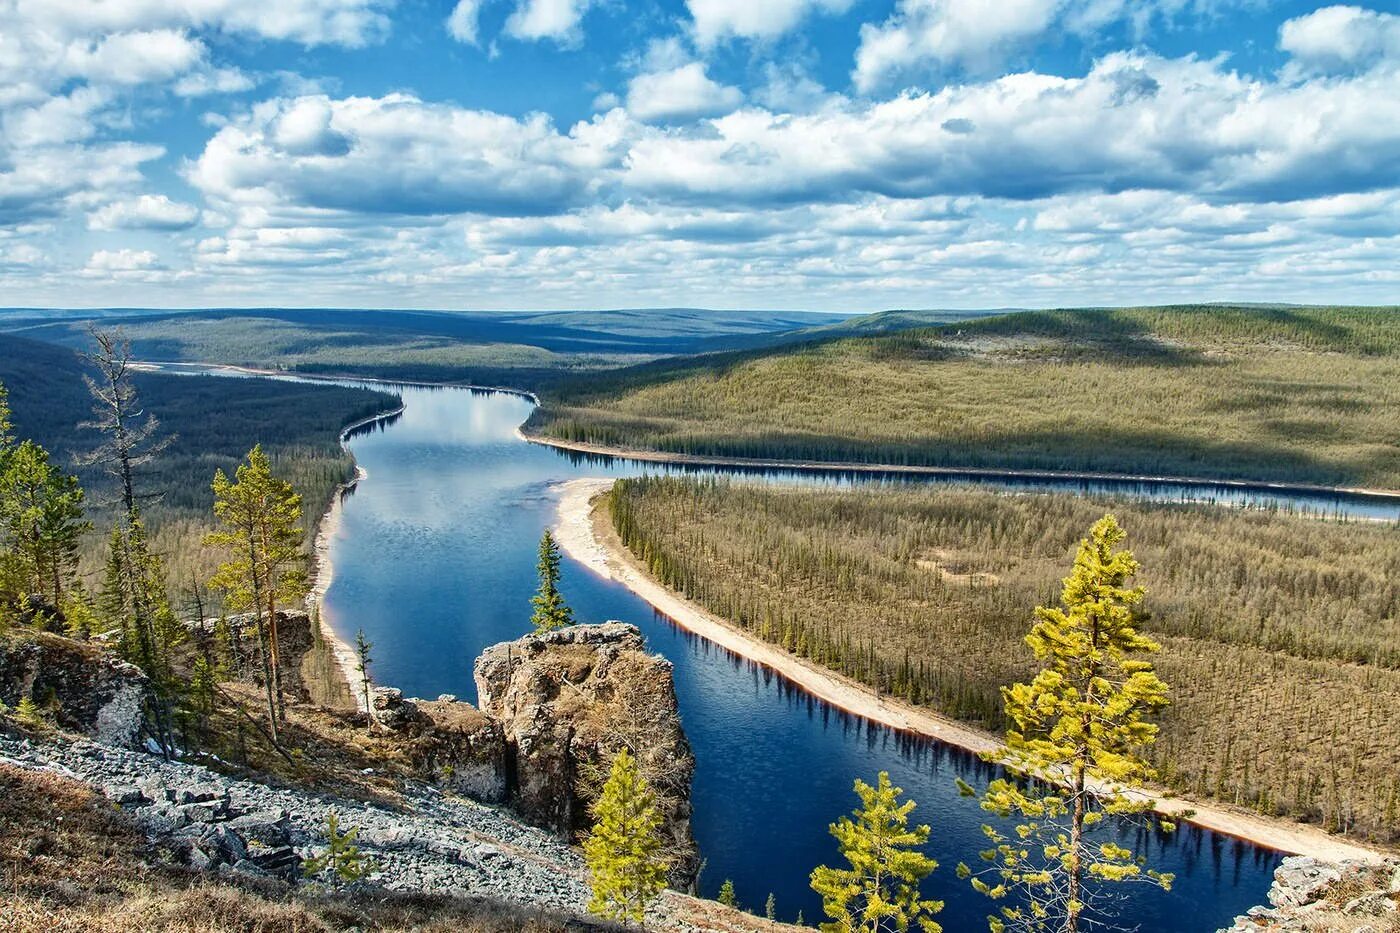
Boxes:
[184,370,1400,929]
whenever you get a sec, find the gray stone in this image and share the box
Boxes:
[179,798,229,822]
[137,775,173,803]
[230,858,267,877]
[226,810,291,847]
[176,781,228,804]
[249,845,300,878]
[103,783,149,807]
[207,825,248,863]
[1343,891,1394,916]
[135,803,190,835]
[1269,856,1342,908]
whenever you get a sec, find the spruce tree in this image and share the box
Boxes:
[207,445,308,741]
[810,771,943,933]
[584,746,669,924]
[718,879,737,908]
[957,515,1174,933]
[530,529,574,632]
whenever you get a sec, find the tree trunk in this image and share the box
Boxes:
[269,590,285,721]
[246,526,278,746]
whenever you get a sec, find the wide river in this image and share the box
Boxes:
[206,371,1399,930]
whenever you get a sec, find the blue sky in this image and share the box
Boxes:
[3,0,1399,311]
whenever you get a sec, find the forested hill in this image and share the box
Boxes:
[0,333,399,585]
[1,307,857,387]
[528,305,1400,492]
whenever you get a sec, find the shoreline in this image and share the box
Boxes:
[552,476,1389,865]
[524,430,1400,504]
[306,401,407,710]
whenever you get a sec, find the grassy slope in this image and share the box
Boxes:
[0,332,400,594]
[5,307,856,389]
[609,477,1400,843]
[533,306,1400,490]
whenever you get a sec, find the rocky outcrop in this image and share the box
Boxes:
[475,622,698,886]
[371,686,509,803]
[0,732,592,912]
[0,630,149,748]
[1224,855,1400,931]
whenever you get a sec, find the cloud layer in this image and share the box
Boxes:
[3,0,1400,308]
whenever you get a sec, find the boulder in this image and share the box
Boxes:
[369,688,510,803]
[413,698,509,803]
[1269,856,1342,909]
[0,630,150,747]
[474,622,697,886]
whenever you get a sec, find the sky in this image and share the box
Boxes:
[3,0,1400,312]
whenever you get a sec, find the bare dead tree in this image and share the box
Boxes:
[78,326,177,756]
[77,326,171,519]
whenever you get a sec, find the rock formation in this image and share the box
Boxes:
[371,686,509,803]
[474,622,698,886]
[0,630,150,748]
[1224,855,1400,931]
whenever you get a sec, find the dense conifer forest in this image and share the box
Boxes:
[534,306,1400,490]
[608,477,1400,843]
[0,333,399,589]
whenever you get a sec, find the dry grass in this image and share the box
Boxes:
[609,478,1400,843]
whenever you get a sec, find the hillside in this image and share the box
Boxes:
[605,477,1400,843]
[0,332,400,590]
[2,307,855,388]
[529,306,1400,491]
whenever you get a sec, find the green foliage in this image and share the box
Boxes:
[810,771,942,933]
[303,811,371,882]
[14,695,45,730]
[583,746,669,923]
[718,879,737,908]
[0,438,90,608]
[607,477,1400,841]
[530,530,575,633]
[766,892,777,920]
[535,306,1400,490]
[0,332,398,599]
[959,516,1173,933]
[206,445,309,740]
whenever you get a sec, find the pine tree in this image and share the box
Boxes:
[530,529,574,632]
[0,440,90,606]
[584,746,669,924]
[718,879,737,908]
[206,445,308,741]
[303,811,371,882]
[766,892,777,920]
[956,515,1174,933]
[810,771,942,933]
[354,627,374,730]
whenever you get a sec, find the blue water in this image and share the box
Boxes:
[170,370,1400,929]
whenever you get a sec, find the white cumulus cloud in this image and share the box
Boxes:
[505,0,595,43]
[687,0,853,47]
[89,194,200,231]
[446,0,485,44]
[1280,5,1400,72]
[627,62,744,122]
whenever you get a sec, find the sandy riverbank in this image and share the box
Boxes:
[552,476,1388,864]
[305,402,406,711]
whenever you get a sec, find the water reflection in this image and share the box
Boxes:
[155,367,1310,929]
